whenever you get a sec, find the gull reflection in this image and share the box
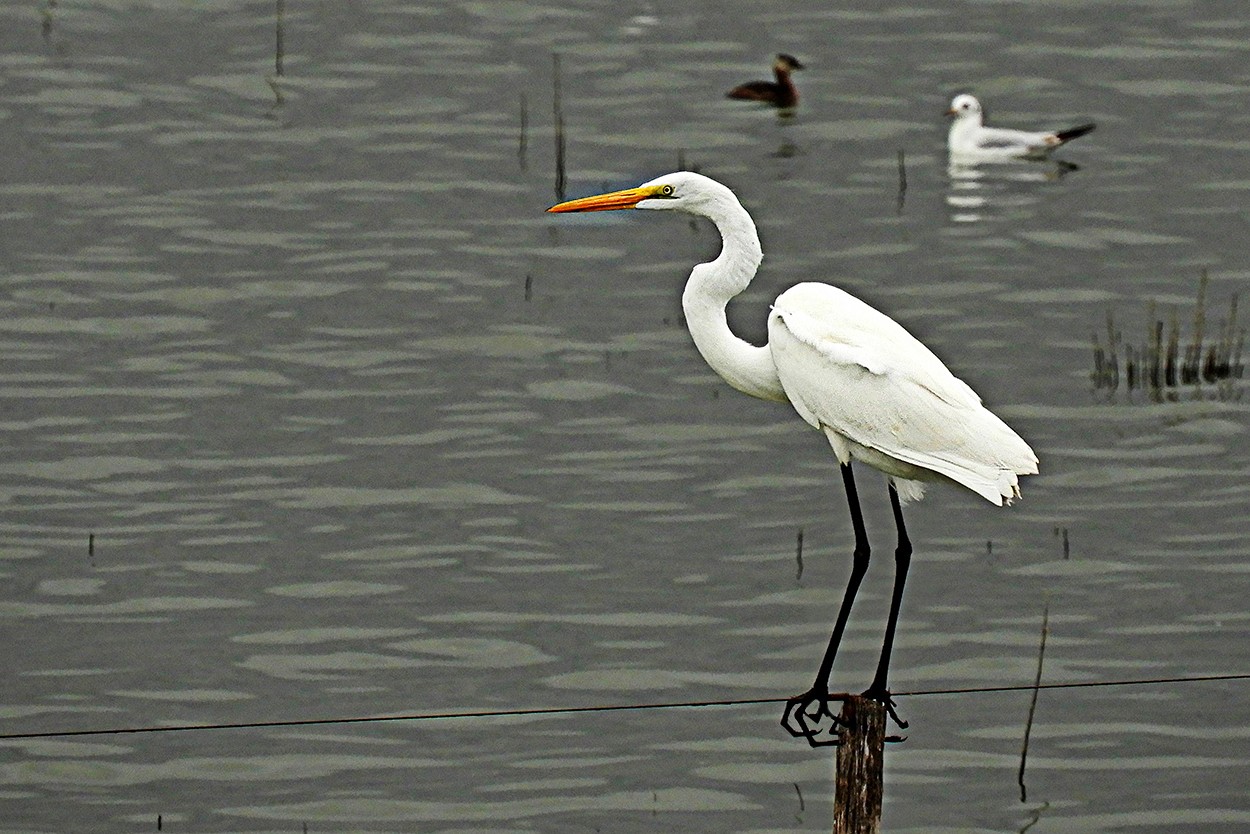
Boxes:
[945,157,1079,224]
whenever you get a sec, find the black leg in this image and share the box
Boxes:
[863,482,911,729]
[781,462,872,746]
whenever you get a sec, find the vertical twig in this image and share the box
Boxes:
[1149,317,1163,390]
[795,528,804,583]
[266,0,286,114]
[1164,309,1180,387]
[1018,602,1050,803]
[1092,334,1105,389]
[1187,269,1209,384]
[552,53,566,201]
[274,0,285,77]
[1104,309,1119,392]
[1225,294,1240,374]
[1235,326,1246,381]
[1145,300,1160,390]
[1052,527,1069,560]
[895,149,907,214]
[1222,295,1243,394]
[518,92,528,170]
[42,0,58,41]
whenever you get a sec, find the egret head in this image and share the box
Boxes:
[547,171,732,215]
[946,93,983,120]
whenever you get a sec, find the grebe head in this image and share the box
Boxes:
[775,53,805,73]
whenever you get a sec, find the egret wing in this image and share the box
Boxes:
[768,283,1037,500]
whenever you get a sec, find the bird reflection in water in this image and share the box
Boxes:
[945,159,1078,223]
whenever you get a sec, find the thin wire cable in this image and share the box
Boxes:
[3,672,1248,742]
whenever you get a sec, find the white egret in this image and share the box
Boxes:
[547,171,1038,746]
[947,93,1095,159]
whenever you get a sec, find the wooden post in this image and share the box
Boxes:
[833,695,885,834]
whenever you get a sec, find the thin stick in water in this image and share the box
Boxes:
[1222,294,1243,384]
[1227,294,1240,371]
[1018,602,1050,803]
[1165,309,1180,387]
[795,528,804,582]
[1237,331,1247,375]
[265,0,286,114]
[1187,268,1209,383]
[518,92,528,170]
[1052,527,1069,560]
[1092,333,1105,388]
[274,0,285,77]
[1104,309,1119,391]
[552,53,566,201]
[42,0,57,41]
[896,149,907,213]
[1146,300,1160,389]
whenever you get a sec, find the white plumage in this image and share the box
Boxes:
[769,282,1035,504]
[550,170,1037,504]
[947,93,1096,160]
[547,170,1038,745]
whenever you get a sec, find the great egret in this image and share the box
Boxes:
[947,93,1095,159]
[726,54,805,109]
[547,171,1038,746]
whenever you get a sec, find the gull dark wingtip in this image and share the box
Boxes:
[1055,122,1097,144]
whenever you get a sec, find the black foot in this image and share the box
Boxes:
[781,688,846,747]
[861,686,909,732]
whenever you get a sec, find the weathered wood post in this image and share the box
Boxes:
[833,695,886,834]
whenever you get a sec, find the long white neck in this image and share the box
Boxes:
[679,195,788,403]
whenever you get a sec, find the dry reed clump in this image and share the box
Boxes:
[1092,271,1243,400]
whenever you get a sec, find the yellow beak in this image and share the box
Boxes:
[547,185,662,213]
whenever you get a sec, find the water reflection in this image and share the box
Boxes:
[772,139,800,158]
[945,158,1080,224]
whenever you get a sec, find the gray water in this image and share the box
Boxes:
[2,1,1249,831]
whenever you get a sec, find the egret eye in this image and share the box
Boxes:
[660,184,675,197]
